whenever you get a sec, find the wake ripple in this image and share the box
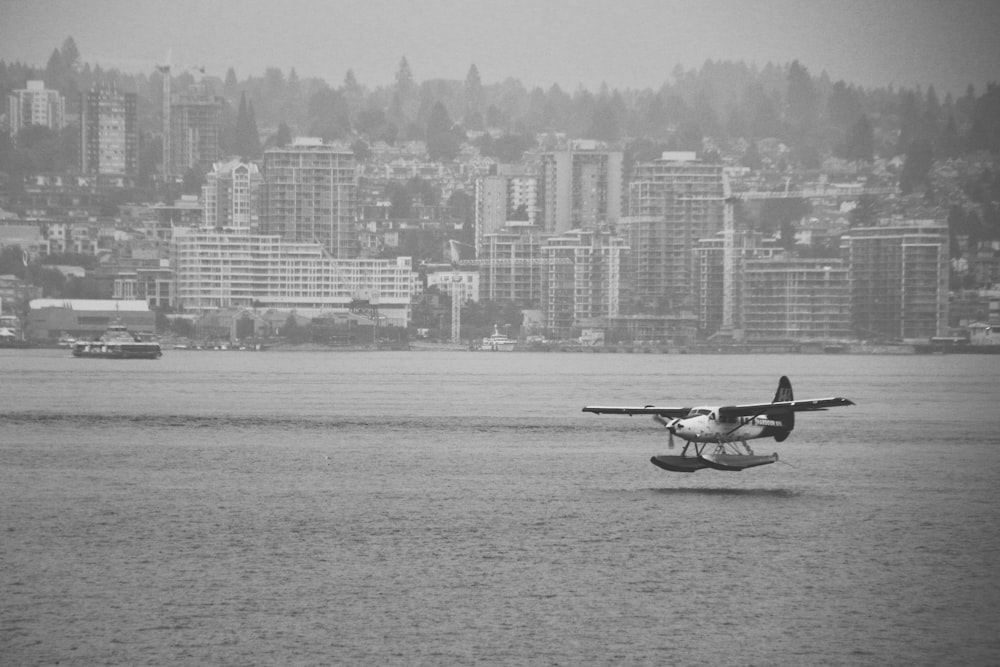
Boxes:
[0,410,615,434]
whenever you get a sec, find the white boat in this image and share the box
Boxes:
[480,325,516,351]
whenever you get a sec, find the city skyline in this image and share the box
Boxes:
[2,0,998,96]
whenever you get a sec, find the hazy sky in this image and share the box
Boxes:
[2,0,998,95]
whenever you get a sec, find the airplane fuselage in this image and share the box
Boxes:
[666,408,787,444]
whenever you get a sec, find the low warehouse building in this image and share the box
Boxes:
[25,299,155,343]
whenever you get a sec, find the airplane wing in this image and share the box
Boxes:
[582,405,692,417]
[718,397,854,418]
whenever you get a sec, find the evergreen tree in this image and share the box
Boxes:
[426,101,462,161]
[587,92,622,141]
[246,101,262,156]
[344,69,360,93]
[45,48,63,81]
[224,67,238,99]
[844,114,874,162]
[937,115,961,158]
[827,80,862,131]
[307,86,351,140]
[896,89,921,154]
[234,93,262,158]
[389,57,415,127]
[463,64,484,127]
[743,83,781,139]
[900,141,933,194]
[786,61,818,146]
[60,37,80,71]
[272,121,292,148]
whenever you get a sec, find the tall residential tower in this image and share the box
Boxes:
[262,138,358,258]
[8,80,65,138]
[170,83,224,176]
[539,141,623,233]
[203,159,263,232]
[621,152,725,313]
[80,85,138,176]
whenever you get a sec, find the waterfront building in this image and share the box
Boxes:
[81,85,138,176]
[541,228,629,338]
[203,159,263,232]
[7,80,65,138]
[693,230,782,337]
[169,84,224,176]
[539,141,623,233]
[741,258,851,340]
[427,270,479,304]
[171,228,418,326]
[474,166,539,251]
[477,228,546,306]
[263,138,358,259]
[841,220,949,340]
[622,152,726,313]
[25,299,154,342]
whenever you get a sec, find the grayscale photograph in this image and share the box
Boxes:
[1,0,999,663]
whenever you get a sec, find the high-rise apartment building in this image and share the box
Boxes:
[474,166,539,251]
[263,138,358,258]
[693,230,782,336]
[841,221,949,340]
[203,159,263,232]
[541,229,628,337]
[170,83,224,176]
[621,152,725,313]
[477,229,545,305]
[81,85,138,176]
[8,80,65,138]
[539,141,623,233]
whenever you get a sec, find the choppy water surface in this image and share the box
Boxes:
[2,350,999,665]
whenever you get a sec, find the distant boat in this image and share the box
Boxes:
[480,325,516,352]
[72,323,162,359]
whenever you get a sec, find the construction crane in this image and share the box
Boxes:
[675,181,898,335]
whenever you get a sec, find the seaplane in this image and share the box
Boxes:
[582,376,854,472]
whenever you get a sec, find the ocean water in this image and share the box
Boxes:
[2,349,999,666]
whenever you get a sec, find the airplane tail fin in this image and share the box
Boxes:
[771,376,794,441]
[772,375,793,403]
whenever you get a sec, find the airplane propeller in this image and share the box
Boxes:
[653,414,679,448]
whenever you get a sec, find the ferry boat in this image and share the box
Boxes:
[480,325,516,351]
[72,324,162,359]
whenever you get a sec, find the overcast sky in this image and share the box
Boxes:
[2,0,998,95]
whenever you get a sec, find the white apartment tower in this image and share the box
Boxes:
[263,138,358,258]
[8,81,65,138]
[203,159,263,232]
